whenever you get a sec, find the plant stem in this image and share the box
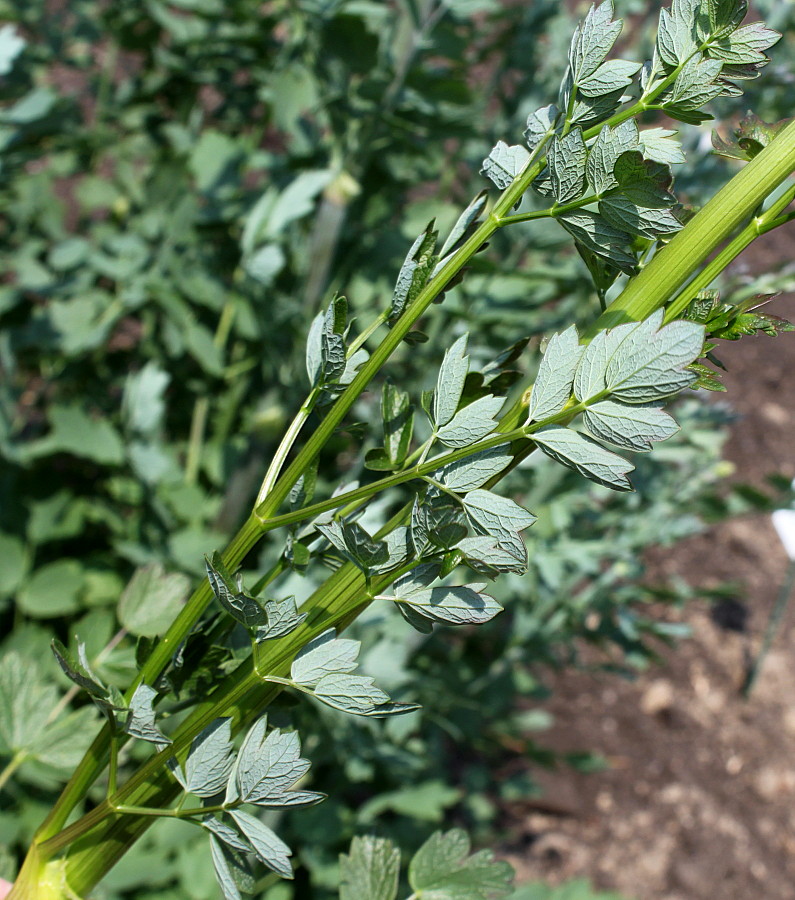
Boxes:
[0,752,26,793]
[664,180,795,321]
[587,118,795,335]
[256,387,320,506]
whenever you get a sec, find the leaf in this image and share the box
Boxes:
[0,652,57,756]
[50,639,126,716]
[578,59,642,97]
[574,312,703,403]
[568,1,623,84]
[230,718,314,806]
[527,326,584,421]
[312,673,418,717]
[440,192,488,257]
[434,444,513,493]
[118,564,191,638]
[389,222,438,326]
[436,395,503,448]
[584,401,679,451]
[256,597,307,642]
[639,128,686,165]
[532,425,634,491]
[600,197,681,239]
[548,129,587,203]
[586,121,641,195]
[316,521,389,572]
[229,810,293,879]
[556,211,636,273]
[410,490,467,555]
[524,104,559,151]
[393,583,503,626]
[456,535,528,575]
[291,629,360,688]
[183,718,235,798]
[433,334,470,427]
[408,829,514,900]
[708,22,780,66]
[480,142,531,190]
[122,362,170,436]
[656,6,698,67]
[206,553,267,628]
[124,684,169,745]
[604,313,704,401]
[209,836,253,900]
[667,56,724,110]
[339,835,400,900]
[462,490,537,542]
[382,380,414,467]
[202,815,252,854]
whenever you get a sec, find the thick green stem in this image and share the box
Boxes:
[587,119,795,335]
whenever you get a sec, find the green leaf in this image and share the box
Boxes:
[50,639,126,716]
[209,836,253,900]
[639,128,686,165]
[118,564,191,638]
[480,142,531,190]
[408,829,514,900]
[202,815,252,854]
[656,6,698,66]
[256,597,307,642]
[339,835,400,900]
[462,490,537,542]
[586,121,641,195]
[708,23,780,66]
[229,810,293,879]
[229,718,318,807]
[316,521,389,572]
[0,652,57,756]
[524,104,559,151]
[16,559,84,619]
[392,583,503,626]
[557,210,636,273]
[578,59,641,97]
[532,425,634,491]
[382,380,414,467]
[389,222,439,326]
[24,405,125,465]
[124,684,169,745]
[568,1,623,83]
[527,326,584,421]
[290,629,360,688]
[0,25,26,75]
[439,191,488,257]
[312,673,419,717]
[667,56,724,110]
[433,334,470,428]
[600,197,681,239]
[182,719,235,798]
[456,535,528,575]
[548,129,587,203]
[206,553,267,629]
[436,395,503,448]
[122,362,170,436]
[583,401,679,451]
[434,444,512,493]
[574,312,703,403]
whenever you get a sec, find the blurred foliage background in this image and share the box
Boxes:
[1,0,794,897]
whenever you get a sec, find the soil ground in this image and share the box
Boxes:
[504,232,795,900]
